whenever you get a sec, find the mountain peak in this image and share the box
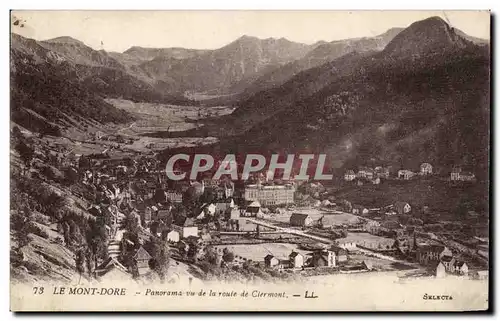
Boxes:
[235,34,260,42]
[43,36,85,46]
[383,16,469,57]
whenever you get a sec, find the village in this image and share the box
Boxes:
[18,128,488,286]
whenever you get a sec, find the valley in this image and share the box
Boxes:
[9,13,490,302]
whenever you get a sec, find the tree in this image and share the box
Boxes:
[146,237,170,282]
[11,126,23,142]
[182,186,199,209]
[15,140,34,168]
[75,248,86,283]
[199,188,215,204]
[153,188,166,204]
[340,200,352,213]
[64,167,79,186]
[11,210,33,249]
[222,248,234,263]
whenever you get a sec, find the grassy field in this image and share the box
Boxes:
[214,243,311,262]
[264,207,361,226]
[107,98,234,134]
[103,98,233,152]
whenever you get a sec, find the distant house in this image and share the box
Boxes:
[364,220,381,234]
[451,167,476,182]
[174,217,199,239]
[457,172,476,182]
[336,239,357,251]
[264,255,289,269]
[394,202,411,215]
[398,170,415,180]
[165,191,183,203]
[352,205,369,216]
[166,230,180,243]
[134,246,152,270]
[453,261,469,275]
[450,167,461,181]
[331,246,348,263]
[416,244,452,265]
[344,170,356,181]
[440,255,455,272]
[95,257,131,282]
[374,166,390,179]
[289,251,305,268]
[199,203,216,217]
[157,209,173,225]
[290,213,313,227]
[143,206,152,224]
[435,262,447,278]
[361,260,373,271]
[310,250,336,268]
[243,201,263,217]
[357,167,374,180]
[420,163,433,175]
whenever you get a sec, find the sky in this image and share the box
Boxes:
[11,10,490,52]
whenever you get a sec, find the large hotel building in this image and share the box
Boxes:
[243,184,295,206]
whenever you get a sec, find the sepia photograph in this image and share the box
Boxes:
[9,10,490,311]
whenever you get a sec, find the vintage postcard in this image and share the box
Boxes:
[9,10,490,311]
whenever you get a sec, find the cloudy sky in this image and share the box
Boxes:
[11,10,490,52]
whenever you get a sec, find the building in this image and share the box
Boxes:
[355,236,395,252]
[134,246,152,270]
[166,230,180,243]
[336,239,357,251]
[95,257,131,282]
[357,167,374,180]
[174,217,199,239]
[451,167,476,182]
[398,170,415,180]
[244,184,295,206]
[416,244,452,265]
[440,255,455,272]
[364,220,381,234]
[198,203,216,218]
[352,204,369,215]
[289,251,305,268]
[344,170,356,181]
[361,260,373,271]
[435,262,447,278]
[394,202,411,215]
[450,167,461,181]
[157,209,173,225]
[143,206,152,224]
[374,166,390,179]
[453,261,469,275]
[290,213,313,227]
[331,246,348,263]
[420,163,433,175]
[310,250,336,268]
[165,191,183,203]
[243,201,263,217]
[264,255,289,269]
